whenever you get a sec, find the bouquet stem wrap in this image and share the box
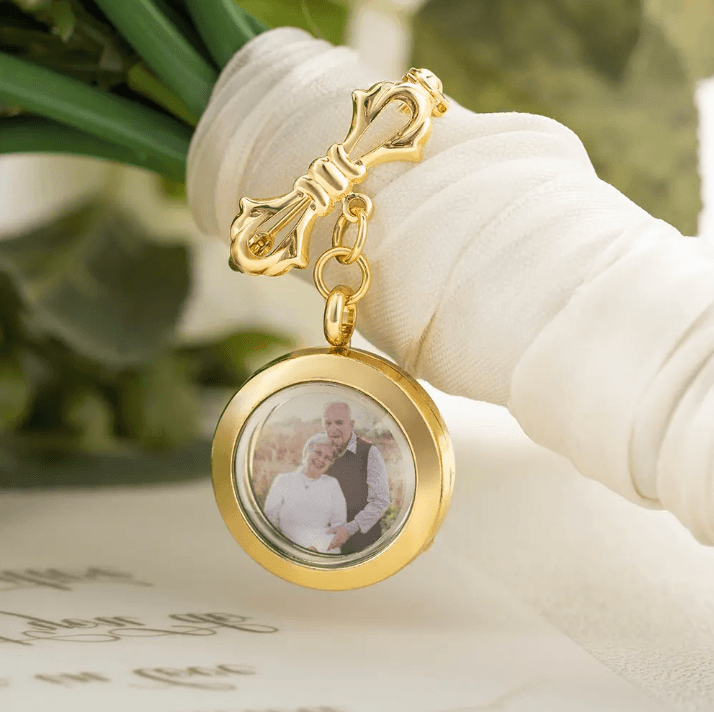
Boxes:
[187,27,714,545]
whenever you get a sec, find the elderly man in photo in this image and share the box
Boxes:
[323,401,390,554]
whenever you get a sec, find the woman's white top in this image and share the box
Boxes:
[263,469,347,553]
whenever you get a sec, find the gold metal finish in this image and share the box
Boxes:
[212,347,455,590]
[332,193,372,265]
[324,286,356,347]
[216,68,454,590]
[229,68,448,277]
[313,247,371,304]
[320,191,372,345]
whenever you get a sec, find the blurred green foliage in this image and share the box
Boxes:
[413,0,711,236]
[1,0,134,89]
[2,0,708,233]
[0,1,296,485]
[0,203,190,366]
[240,0,348,45]
[646,0,714,81]
[118,355,200,449]
[0,200,291,486]
[0,352,31,428]
[0,0,711,487]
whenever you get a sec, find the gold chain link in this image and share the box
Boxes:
[331,193,373,265]
[323,285,357,347]
[314,193,374,347]
[313,247,372,304]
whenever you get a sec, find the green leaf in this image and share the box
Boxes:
[239,0,348,46]
[9,0,78,42]
[0,115,185,180]
[645,0,714,81]
[216,330,293,379]
[0,203,191,367]
[2,0,136,90]
[91,0,218,118]
[46,0,76,41]
[545,0,642,80]
[118,355,200,448]
[127,62,200,127]
[412,0,700,236]
[159,174,187,201]
[183,0,265,68]
[179,331,292,389]
[0,433,211,486]
[143,0,220,67]
[0,52,192,180]
[62,386,115,451]
[0,353,31,429]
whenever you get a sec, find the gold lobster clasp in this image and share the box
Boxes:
[229,68,448,277]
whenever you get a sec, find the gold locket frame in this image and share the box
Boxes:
[212,347,454,590]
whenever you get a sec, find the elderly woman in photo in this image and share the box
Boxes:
[263,433,348,553]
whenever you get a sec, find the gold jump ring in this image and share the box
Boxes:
[324,286,357,347]
[332,193,373,265]
[332,211,368,265]
[314,247,371,304]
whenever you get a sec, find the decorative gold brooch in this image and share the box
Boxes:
[212,68,454,589]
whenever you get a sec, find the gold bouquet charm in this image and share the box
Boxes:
[212,69,454,590]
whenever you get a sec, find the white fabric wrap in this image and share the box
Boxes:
[187,27,714,545]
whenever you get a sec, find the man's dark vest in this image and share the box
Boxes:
[327,436,382,555]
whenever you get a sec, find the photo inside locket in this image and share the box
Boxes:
[235,382,416,567]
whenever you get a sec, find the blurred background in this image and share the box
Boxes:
[0,0,713,487]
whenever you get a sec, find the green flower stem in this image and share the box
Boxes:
[127,63,200,127]
[92,0,218,118]
[183,0,267,69]
[0,53,191,180]
[0,115,186,181]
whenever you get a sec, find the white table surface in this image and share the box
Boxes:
[0,391,672,712]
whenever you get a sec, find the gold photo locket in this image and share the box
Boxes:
[211,68,455,589]
[212,347,454,590]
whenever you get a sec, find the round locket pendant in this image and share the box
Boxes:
[212,347,454,590]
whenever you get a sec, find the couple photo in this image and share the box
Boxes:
[256,401,393,555]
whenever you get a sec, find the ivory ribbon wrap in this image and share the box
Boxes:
[187,27,714,545]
